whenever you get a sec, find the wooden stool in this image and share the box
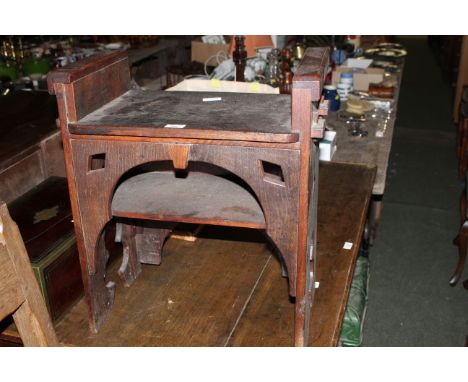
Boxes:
[0,202,58,346]
[48,48,329,346]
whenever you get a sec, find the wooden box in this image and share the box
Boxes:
[7,177,83,321]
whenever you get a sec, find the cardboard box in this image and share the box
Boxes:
[167,79,279,94]
[332,66,384,91]
[191,41,229,66]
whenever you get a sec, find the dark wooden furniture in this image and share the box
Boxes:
[453,36,468,124]
[457,102,468,179]
[0,202,58,346]
[48,48,329,346]
[0,91,65,204]
[7,177,83,321]
[450,171,468,287]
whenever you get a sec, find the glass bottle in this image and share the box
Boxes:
[232,35,247,82]
[280,70,293,94]
[265,48,281,87]
[281,47,292,73]
[251,48,267,78]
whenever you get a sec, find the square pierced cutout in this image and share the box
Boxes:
[260,160,285,186]
[88,153,106,171]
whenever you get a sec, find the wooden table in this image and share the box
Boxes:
[329,74,401,196]
[0,161,375,346]
[328,68,403,243]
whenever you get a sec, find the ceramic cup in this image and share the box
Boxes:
[323,85,340,112]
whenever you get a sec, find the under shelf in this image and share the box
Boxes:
[111,171,266,229]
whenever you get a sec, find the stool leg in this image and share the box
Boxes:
[450,224,468,286]
[86,229,116,333]
[463,278,468,290]
[118,223,142,287]
[135,224,175,265]
[116,222,175,286]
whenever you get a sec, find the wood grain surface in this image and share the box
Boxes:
[70,90,298,143]
[329,69,402,195]
[228,161,376,346]
[0,203,58,346]
[112,171,266,229]
[47,161,375,346]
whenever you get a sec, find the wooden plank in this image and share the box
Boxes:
[0,150,47,204]
[293,47,330,101]
[68,125,298,144]
[227,162,376,346]
[70,90,298,143]
[0,255,22,319]
[0,203,58,346]
[47,51,127,92]
[54,227,271,346]
[112,171,266,229]
[310,162,375,346]
[70,58,131,121]
[40,130,67,178]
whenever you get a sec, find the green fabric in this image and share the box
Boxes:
[339,256,370,347]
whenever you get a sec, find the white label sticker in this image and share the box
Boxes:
[164,124,186,128]
[343,242,353,250]
[202,97,222,102]
[314,281,320,289]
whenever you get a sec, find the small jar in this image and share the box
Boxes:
[265,49,281,87]
[280,71,293,94]
[337,82,351,101]
[339,72,354,91]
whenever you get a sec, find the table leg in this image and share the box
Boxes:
[450,223,468,286]
[368,195,383,246]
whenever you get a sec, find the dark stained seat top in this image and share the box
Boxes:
[70,89,298,143]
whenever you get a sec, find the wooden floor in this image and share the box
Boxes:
[2,161,376,346]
